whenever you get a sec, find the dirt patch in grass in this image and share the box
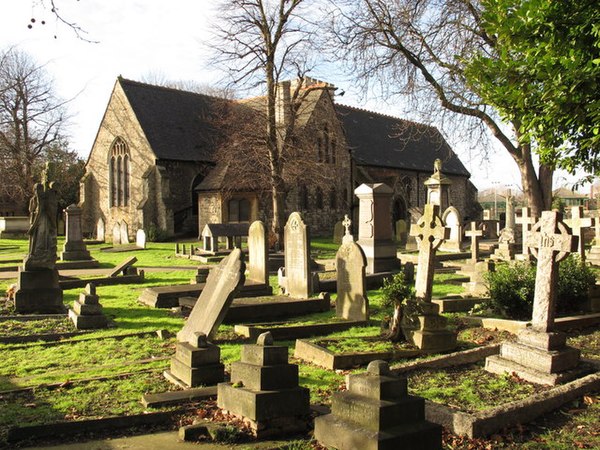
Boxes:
[408,362,551,412]
[0,317,75,337]
[568,327,600,361]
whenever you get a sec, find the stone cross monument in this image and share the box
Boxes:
[564,206,594,262]
[465,221,483,264]
[515,207,537,260]
[424,158,452,212]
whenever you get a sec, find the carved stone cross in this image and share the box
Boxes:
[464,221,483,263]
[526,211,577,333]
[564,206,594,261]
[515,207,537,256]
[410,204,449,302]
[342,214,353,244]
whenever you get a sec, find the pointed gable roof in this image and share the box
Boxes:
[336,104,470,177]
[118,77,223,162]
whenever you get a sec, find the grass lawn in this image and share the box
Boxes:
[0,237,597,449]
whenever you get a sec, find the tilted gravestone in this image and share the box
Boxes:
[401,203,456,352]
[15,165,64,314]
[314,360,441,450]
[284,212,311,298]
[248,220,269,286]
[61,204,92,261]
[564,206,594,262]
[166,249,246,387]
[486,211,582,385]
[335,241,369,321]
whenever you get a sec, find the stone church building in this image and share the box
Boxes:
[80,77,479,241]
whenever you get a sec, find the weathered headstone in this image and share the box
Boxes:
[486,211,582,385]
[248,220,269,286]
[465,221,483,264]
[217,332,310,438]
[564,206,594,262]
[335,241,369,321]
[395,219,408,245]
[96,218,105,241]
[165,249,246,387]
[284,212,311,298]
[587,211,600,266]
[61,204,92,261]
[401,204,456,352]
[440,206,463,252]
[120,221,129,244]
[68,282,108,329]
[135,229,146,249]
[112,223,121,245]
[178,248,246,343]
[314,360,441,450]
[332,220,344,245]
[342,214,354,244]
[462,260,495,296]
[515,207,537,260]
[14,165,64,314]
[354,183,399,274]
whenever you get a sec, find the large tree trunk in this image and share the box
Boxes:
[385,303,404,342]
[514,141,554,218]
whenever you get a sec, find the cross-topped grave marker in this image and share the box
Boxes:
[564,206,593,261]
[515,207,537,257]
[526,211,577,332]
[342,214,353,244]
[410,204,449,302]
[465,221,483,263]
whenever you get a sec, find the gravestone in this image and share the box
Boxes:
[248,220,269,286]
[440,206,463,252]
[354,183,399,274]
[136,229,146,249]
[96,218,105,241]
[342,214,354,244]
[166,249,245,387]
[284,212,311,298]
[424,158,452,212]
[462,260,495,296]
[112,223,121,245]
[587,211,600,266]
[68,283,108,329]
[515,207,537,260]
[314,360,441,450]
[504,189,516,231]
[14,165,64,314]
[465,221,483,264]
[333,220,344,245]
[564,206,593,262]
[401,204,456,352]
[217,332,310,438]
[483,209,492,220]
[395,219,408,246]
[120,221,129,244]
[61,204,92,261]
[335,241,369,321]
[486,211,582,385]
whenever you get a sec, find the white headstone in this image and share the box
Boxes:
[440,207,463,252]
[284,212,311,298]
[97,218,105,241]
[248,220,268,285]
[136,229,146,249]
[120,221,129,244]
[112,223,121,245]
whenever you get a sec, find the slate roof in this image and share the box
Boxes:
[336,104,470,177]
[119,78,222,162]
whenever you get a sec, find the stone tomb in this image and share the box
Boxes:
[486,211,582,385]
[401,204,457,353]
[314,360,441,450]
[60,204,92,261]
[284,212,311,298]
[355,183,400,274]
[165,249,245,387]
[68,283,108,329]
[336,241,369,321]
[217,332,310,438]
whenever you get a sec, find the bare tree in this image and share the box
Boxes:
[210,0,327,245]
[27,0,95,42]
[329,0,553,217]
[0,48,70,212]
[141,71,237,99]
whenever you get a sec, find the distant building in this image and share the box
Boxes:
[80,77,479,241]
[553,187,589,209]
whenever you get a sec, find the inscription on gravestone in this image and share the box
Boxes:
[336,241,368,321]
[284,212,311,298]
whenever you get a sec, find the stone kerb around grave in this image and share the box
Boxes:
[284,212,311,299]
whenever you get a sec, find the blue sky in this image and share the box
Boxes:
[1,0,587,193]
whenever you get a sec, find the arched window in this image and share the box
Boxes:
[315,187,323,210]
[329,189,337,209]
[109,137,130,207]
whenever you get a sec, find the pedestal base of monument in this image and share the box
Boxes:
[217,384,310,438]
[485,330,585,385]
[359,239,400,274]
[491,243,516,260]
[164,341,224,388]
[68,308,108,329]
[60,241,92,261]
[401,301,457,353]
[14,268,65,314]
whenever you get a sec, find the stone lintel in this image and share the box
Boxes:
[241,344,288,366]
[230,361,299,391]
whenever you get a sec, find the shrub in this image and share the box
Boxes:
[381,271,415,309]
[483,255,596,319]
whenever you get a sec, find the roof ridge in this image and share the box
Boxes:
[335,103,432,129]
[118,76,228,102]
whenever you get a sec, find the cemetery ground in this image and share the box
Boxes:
[0,239,598,449]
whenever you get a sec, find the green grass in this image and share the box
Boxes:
[310,237,339,259]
